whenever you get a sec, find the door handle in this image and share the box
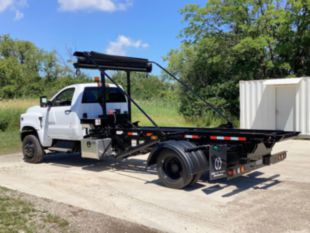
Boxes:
[65,110,71,115]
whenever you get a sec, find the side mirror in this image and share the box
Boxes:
[40,96,51,108]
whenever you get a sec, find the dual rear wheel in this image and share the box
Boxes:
[156,149,203,189]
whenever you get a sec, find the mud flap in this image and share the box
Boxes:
[209,145,227,180]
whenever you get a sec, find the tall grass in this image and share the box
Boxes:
[0,99,38,154]
[0,130,21,154]
[0,99,37,131]
[0,99,38,109]
[132,99,194,127]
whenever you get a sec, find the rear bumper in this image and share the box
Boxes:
[226,151,287,179]
[263,151,287,165]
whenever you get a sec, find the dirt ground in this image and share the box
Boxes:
[1,187,161,233]
[0,139,309,233]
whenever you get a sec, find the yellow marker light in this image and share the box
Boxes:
[151,135,158,140]
[94,76,100,82]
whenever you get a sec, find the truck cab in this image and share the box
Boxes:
[20,83,128,156]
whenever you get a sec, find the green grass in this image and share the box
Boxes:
[0,130,20,155]
[0,99,36,131]
[44,213,69,228]
[0,99,36,155]
[0,187,69,233]
[0,187,36,233]
[132,99,195,127]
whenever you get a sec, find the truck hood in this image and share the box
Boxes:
[24,105,46,116]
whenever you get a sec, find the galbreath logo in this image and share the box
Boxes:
[214,157,222,171]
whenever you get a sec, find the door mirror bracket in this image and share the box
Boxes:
[40,96,52,108]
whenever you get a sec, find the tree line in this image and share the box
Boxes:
[1,0,309,125]
[0,34,91,99]
[166,0,309,123]
[0,35,174,101]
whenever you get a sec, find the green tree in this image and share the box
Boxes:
[112,71,177,101]
[0,34,87,99]
[167,0,309,124]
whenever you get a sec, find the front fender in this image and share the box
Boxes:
[20,112,52,147]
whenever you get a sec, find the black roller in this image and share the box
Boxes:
[73,51,152,72]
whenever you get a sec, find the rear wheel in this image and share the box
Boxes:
[157,149,193,189]
[188,172,203,186]
[22,135,44,163]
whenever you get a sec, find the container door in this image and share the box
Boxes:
[275,86,297,131]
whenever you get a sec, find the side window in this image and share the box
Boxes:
[82,87,126,103]
[82,87,99,103]
[52,88,75,107]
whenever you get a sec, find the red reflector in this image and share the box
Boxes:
[210,136,217,140]
[184,135,200,139]
[239,137,247,141]
[128,132,133,136]
[227,169,234,176]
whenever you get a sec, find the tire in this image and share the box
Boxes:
[188,172,203,186]
[157,149,193,189]
[22,135,44,163]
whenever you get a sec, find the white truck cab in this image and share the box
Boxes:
[20,83,128,162]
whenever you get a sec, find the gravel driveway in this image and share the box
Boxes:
[0,139,309,233]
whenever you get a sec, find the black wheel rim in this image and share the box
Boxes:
[163,157,183,180]
[24,141,35,159]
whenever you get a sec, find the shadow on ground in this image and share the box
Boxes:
[43,152,281,197]
[200,171,281,197]
[43,152,157,175]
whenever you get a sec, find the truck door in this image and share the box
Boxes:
[47,88,76,139]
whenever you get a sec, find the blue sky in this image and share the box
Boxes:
[0,0,205,69]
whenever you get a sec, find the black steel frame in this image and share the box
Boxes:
[74,51,299,160]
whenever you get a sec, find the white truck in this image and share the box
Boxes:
[20,82,128,163]
[19,51,298,189]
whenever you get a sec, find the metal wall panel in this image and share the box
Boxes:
[240,77,310,137]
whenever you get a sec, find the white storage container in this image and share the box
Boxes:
[240,77,310,137]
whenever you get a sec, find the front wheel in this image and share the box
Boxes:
[157,149,193,189]
[22,135,44,163]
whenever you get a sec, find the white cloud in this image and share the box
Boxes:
[106,35,149,56]
[14,9,23,20]
[58,0,132,12]
[0,0,27,20]
[0,0,13,12]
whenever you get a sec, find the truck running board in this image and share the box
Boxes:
[48,147,73,153]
